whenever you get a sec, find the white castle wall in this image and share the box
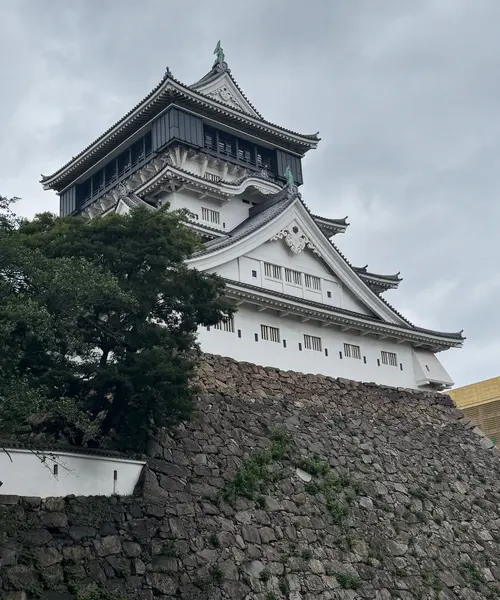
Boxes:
[160,189,256,232]
[211,240,376,317]
[197,304,418,388]
[0,449,145,498]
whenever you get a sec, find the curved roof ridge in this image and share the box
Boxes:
[224,280,465,342]
[42,69,319,187]
[312,214,349,226]
[353,266,403,282]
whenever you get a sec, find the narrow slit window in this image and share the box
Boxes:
[381,351,398,367]
[343,343,361,359]
[214,318,235,333]
[260,324,280,343]
[284,268,301,286]
[304,274,321,291]
[201,207,220,225]
[304,334,322,352]
[264,262,282,281]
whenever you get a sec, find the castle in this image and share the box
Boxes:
[41,44,463,390]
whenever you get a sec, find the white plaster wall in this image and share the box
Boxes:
[161,190,252,231]
[342,287,373,314]
[198,304,421,388]
[0,449,145,498]
[215,242,374,317]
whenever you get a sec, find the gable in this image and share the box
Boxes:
[187,198,408,326]
[192,71,260,118]
[224,238,376,318]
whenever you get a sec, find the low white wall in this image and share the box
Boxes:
[0,449,145,498]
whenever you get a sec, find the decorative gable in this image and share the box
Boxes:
[190,64,261,118]
[271,224,320,256]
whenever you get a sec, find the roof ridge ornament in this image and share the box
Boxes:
[164,66,173,79]
[284,165,294,187]
[271,225,320,256]
[213,40,225,68]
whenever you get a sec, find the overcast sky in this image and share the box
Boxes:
[1,0,498,388]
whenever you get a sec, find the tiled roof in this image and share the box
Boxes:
[190,184,464,343]
[224,280,465,342]
[41,68,319,188]
[194,190,296,257]
[353,266,402,283]
[311,214,349,227]
[0,438,144,461]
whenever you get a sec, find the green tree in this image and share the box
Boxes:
[0,197,232,452]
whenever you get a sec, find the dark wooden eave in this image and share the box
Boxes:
[41,70,320,193]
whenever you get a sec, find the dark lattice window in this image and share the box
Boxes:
[77,179,91,205]
[218,131,236,158]
[131,139,145,167]
[117,149,131,177]
[257,147,273,170]
[92,170,104,197]
[238,138,254,165]
[104,161,117,187]
[204,126,217,151]
[144,131,152,157]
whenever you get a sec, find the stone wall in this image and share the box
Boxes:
[2,354,500,600]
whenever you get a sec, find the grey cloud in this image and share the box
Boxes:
[0,0,497,386]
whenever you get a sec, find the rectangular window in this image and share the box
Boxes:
[381,351,398,367]
[214,318,235,333]
[201,207,220,225]
[260,324,280,343]
[343,343,361,359]
[304,274,321,291]
[284,268,301,286]
[304,334,322,352]
[264,262,282,281]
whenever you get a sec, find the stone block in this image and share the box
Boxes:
[0,495,20,505]
[93,535,122,556]
[152,555,178,573]
[40,512,68,528]
[123,541,142,557]
[147,572,178,595]
[5,565,38,590]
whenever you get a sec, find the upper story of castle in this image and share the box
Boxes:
[41,43,319,219]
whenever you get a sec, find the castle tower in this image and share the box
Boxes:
[41,44,464,390]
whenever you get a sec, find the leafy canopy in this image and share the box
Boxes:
[0,197,232,452]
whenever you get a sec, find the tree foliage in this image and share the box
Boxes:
[0,197,232,452]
